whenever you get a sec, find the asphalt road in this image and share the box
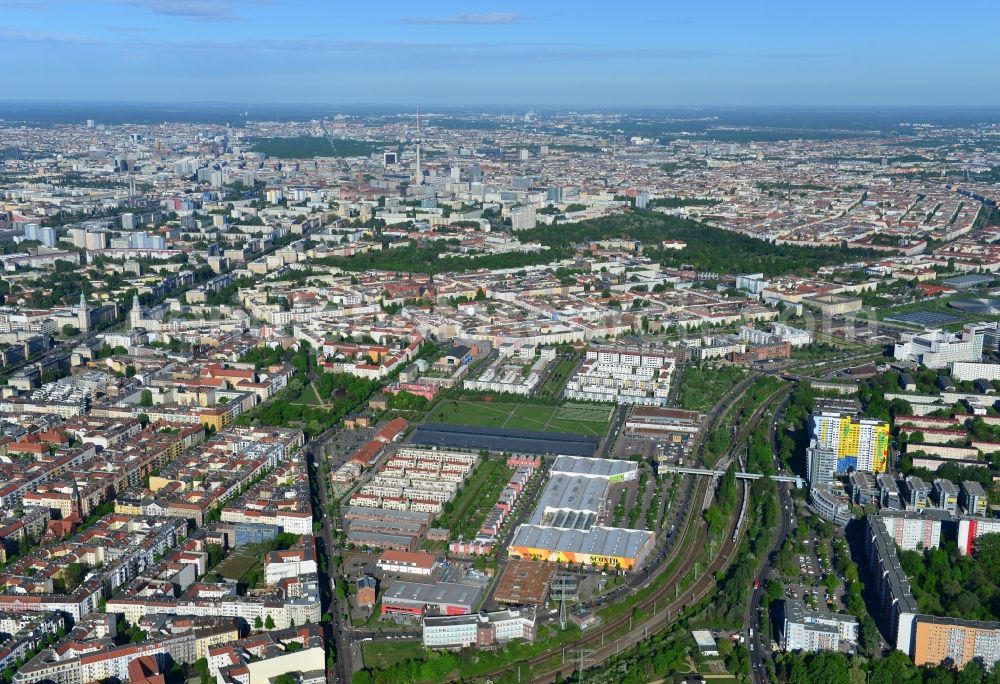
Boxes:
[743,349,877,683]
[305,430,353,684]
[595,403,627,458]
[747,480,792,684]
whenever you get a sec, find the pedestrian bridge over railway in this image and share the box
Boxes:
[660,466,806,489]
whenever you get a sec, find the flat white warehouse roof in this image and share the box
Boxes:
[551,456,638,479]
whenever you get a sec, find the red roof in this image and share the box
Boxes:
[128,656,165,684]
[378,549,435,569]
[350,441,383,466]
[374,418,408,443]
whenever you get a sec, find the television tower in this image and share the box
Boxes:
[415,106,423,186]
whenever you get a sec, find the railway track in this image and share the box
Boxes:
[449,375,778,683]
[522,382,793,683]
[432,361,840,684]
[535,497,745,683]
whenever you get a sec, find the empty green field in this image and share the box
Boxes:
[361,640,425,670]
[215,548,260,582]
[549,403,613,436]
[427,400,519,428]
[557,403,612,421]
[505,403,558,430]
[426,400,610,437]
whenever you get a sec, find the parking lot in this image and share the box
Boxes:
[327,427,376,469]
[778,500,849,613]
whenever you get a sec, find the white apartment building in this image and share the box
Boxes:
[739,323,812,347]
[894,327,984,369]
[772,323,814,347]
[564,348,675,407]
[877,512,943,551]
[422,609,536,649]
[510,205,536,231]
[958,517,1000,556]
[951,361,1000,382]
[782,599,858,653]
[264,553,318,586]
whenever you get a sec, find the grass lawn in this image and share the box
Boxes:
[505,403,557,430]
[427,399,610,437]
[215,548,261,583]
[548,418,604,437]
[298,383,324,406]
[548,402,612,437]
[676,365,748,412]
[214,536,297,589]
[556,403,612,421]
[419,539,449,554]
[427,400,513,428]
[361,640,425,670]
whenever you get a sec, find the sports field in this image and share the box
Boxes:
[427,400,611,437]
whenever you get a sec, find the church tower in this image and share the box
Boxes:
[77,293,90,333]
[130,295,142,330]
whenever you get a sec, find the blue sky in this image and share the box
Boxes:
[1,0,998,105]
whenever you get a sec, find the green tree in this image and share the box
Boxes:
[194,658,211,684]
[352,671,374,684]
[264,615,275,630]
[868,650,918,684]
[765,579,783,604]
[844,562,859,584]
[959,660,985,684]
[975,533,1000,575]
[704,504,724,538]
[858,616,880,656]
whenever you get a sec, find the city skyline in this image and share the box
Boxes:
[1,0,999,105]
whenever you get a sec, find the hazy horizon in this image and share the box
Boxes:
[3,101,1000,130]
[2,0,999,106]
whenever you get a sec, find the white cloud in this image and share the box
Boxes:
[0,26,99,43]
[403,12,524,25]
[110,0,244,22]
